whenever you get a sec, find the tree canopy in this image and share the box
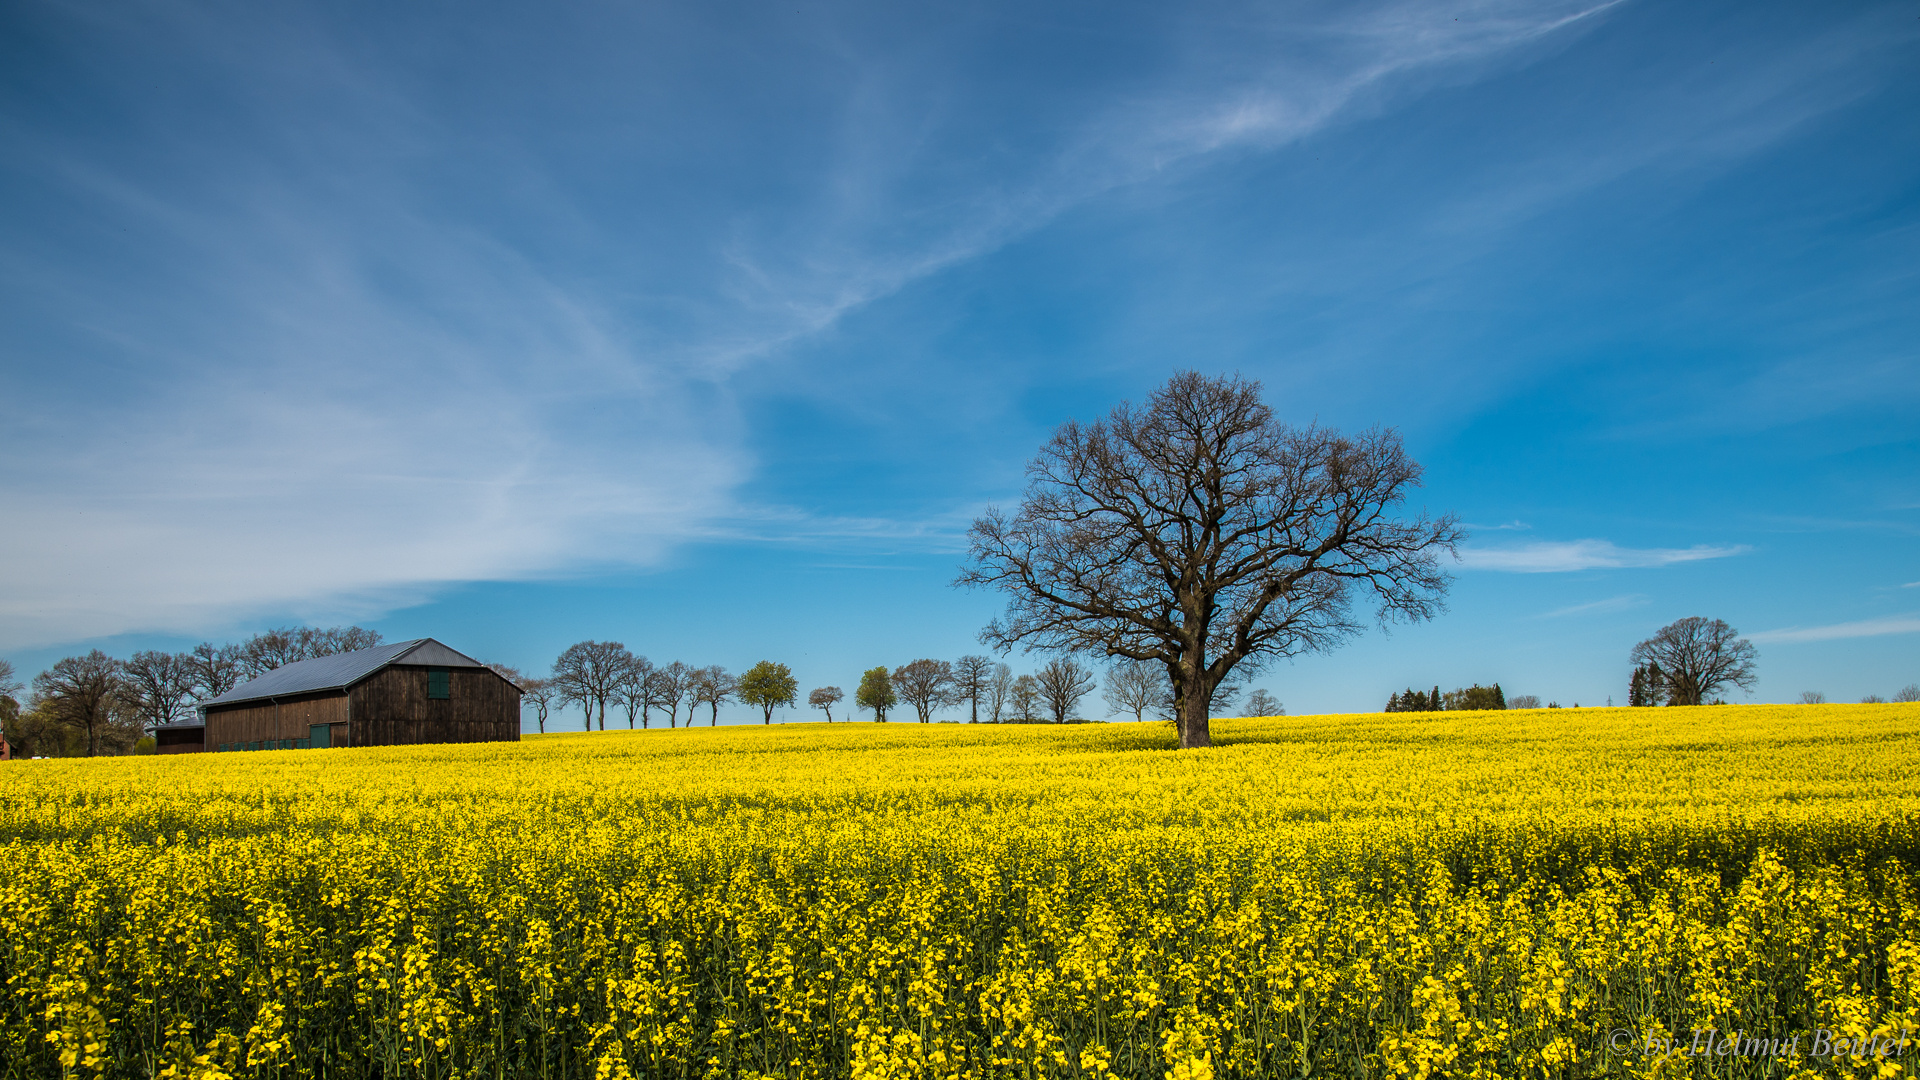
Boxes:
[855,667,895,722]
[1630,618,1757,706]
[738,661,798,724]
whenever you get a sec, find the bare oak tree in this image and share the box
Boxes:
[0,658,21,740]
[552,640,633,730]
[187,642,243,700]
[1036,657,1096,723]
[1244,689,1283,717]
[31,650,131,757]
[123,651,198,732]
[985,662,1013,722]
[691,665,738,726]
[522,677,556,733]
[1629,617,1758,706]
[614,656,658,728]
[894,659,955,723]
[652,661,693,727]
[1009,674,1040,721]
[1102,660,1165,722]
[960,371,1460,748]
[952,655,995,723]
[235,626,383,679]
[808,686,844,722]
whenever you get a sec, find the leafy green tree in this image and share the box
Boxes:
[1442,684,1505,711]
[855,667,895,721]
[739,661,798,724]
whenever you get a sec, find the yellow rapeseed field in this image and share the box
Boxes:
[3,704,1917,1079]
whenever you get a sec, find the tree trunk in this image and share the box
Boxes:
[1180,692,1213,748]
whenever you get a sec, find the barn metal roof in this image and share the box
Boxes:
[200,638,492,708]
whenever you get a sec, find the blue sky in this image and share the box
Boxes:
[3,0,1916,723]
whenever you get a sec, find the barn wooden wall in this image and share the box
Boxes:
[156,728,205,754]
[347,666,521,747]
[205,693,348,748]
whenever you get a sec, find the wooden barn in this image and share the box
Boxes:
[182,639,521,752]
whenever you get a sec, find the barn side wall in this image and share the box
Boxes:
[347,665,521,747]
[156,727,205,754]
[205,692,349,749]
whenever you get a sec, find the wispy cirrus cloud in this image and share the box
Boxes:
[1456,540,1750,573]
[1749,614,1920,644]
[1536,594,1649,618]
[0,0,1628,648]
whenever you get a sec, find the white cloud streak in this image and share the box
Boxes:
[1749,615,1920,644]
[1456,540,1750,573]
[1536,594,1649,618]
[1,0,1634,649]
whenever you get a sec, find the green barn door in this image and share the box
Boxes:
[309,724,331,749]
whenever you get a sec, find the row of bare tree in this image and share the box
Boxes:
[508,648,1279,731]
[828,656,1277,725]
[505,642,804,732]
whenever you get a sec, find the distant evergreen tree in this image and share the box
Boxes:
[1388,686,1456,711]
[1628,661,1667,706]
[1493,682,1506,710]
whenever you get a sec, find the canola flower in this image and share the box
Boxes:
[1,703,1917,1079]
